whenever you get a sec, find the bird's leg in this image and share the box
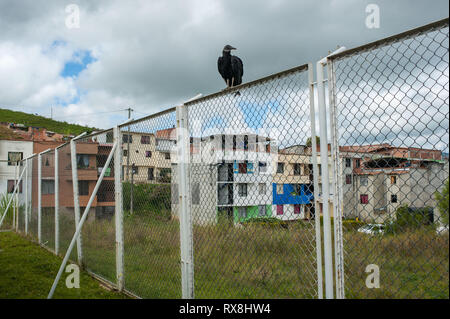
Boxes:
[231,77,235,87]
[226,79,230,88]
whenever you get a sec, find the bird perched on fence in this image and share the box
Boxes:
[217,45,244,91]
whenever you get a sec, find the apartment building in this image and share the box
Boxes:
[121,129,175,184]
[339,144,449,223]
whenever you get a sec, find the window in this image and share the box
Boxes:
[277,162,284,174]
[293,163,301,175]
[148,167,154,180]
[141,135,151,144]
[42,180,55,195]
[106,132,113,143]
[8,152,23,166]
[238,162,247,174]
[238,183,247,197]
[76,154,89,169]
[123,149,128,157]
[165,153,171,160]
[345,158,351,167]
[131,165,138,175]
[259,183,266,195]
[355,159,361,168]
[192,183,200,205]
[7,180,22,193]
[145,151,152,158]
[276,184,283,195]
[243,135,248,150]
[276,205,284,215]
[294,204,301,215]
[238,207,247,219]
[258,205,266,217]
[293,184,302,196]
[258,162,267,173]
[390,175,397,185]
[391,194,398,203]
[360,175,368,186]
[122,134,133,143]
[346,174,352,185]
[79,181,89,196]
[318,164,322,176]
[360,194,369,204]
[44,157,50,166]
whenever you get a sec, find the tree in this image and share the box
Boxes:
[435,179,449,225]
[306,136,320,147]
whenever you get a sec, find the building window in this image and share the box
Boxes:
[165,153,171,160]
[238,162,247,174]
[318,164,322,176]
[346,174,352,185]
[391,194,398,203]
[390,175,397,185]
[360,175,368,186]
[123,149,128,157]
[276,205,284,215]
[259,183,266,195]
[277,162,284,174]
[192,183,200,205]
[293,184,302,196]
[258,205,266,217]
[76,154,89,169]
[131,165,138,175]
[141,135,151,144]
[259,162,267,173]
[7,180,22,193]
[293,163,301,176]
[147,167,154,180]
[8,152,23,166]
[238,207,247,219]
[42,180,55,195]
[106,132,114,143]
[294,204,301,215]
[238,183,247,197]
[145,151,152,158]
[345,158,351,167]
[44,157,51,166]
[276,184,283,195]
[355,159,361,168]
[360,194,369,204]
[122,134,132,144]
[79,181,89,196]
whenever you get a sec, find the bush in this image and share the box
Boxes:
[435,179,449,225]
[122,182,172,220]
[385,204,434,234]
[243,217,290,229]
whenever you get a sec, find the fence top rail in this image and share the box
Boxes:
[328,17,449,62]
[184,63,309,106]
[117,106,176,129]
[77,127,114,141]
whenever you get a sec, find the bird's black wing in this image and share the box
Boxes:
[231,56,243,85]
[217,56,225,79]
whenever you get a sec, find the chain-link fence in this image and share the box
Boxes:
[329,19,449,298]
[1,18,448,299]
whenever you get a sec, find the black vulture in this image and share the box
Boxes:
[217,45,243,89]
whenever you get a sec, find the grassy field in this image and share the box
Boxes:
[0,231,126,299]
[9,208,449,299]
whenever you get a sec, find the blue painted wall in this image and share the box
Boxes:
[272,183,313,205]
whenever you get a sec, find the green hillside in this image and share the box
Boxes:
[0,108,96,136]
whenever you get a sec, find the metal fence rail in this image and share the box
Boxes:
[1,17,448,299]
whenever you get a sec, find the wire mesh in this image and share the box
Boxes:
[184,64,320,298]
[0,159,19,231]
[40,150,56,252]
[120,111,181,298]
[28,155,39,241]
[74,131,117,285]
[329,19,449,298]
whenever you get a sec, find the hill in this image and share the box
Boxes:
[0,108,96,136]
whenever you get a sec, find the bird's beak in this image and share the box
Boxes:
[230,46,237,50]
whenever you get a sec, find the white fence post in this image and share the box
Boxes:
[114,126,125,291]
[25,158,28,235]
[308,63,324,299]
[70,133,86,265]
[55,148,60,255]
[328,58,345,299]
[13,162,17,230]
[176,103,195,299]
[38,153,42,244]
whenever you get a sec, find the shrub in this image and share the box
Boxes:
[385,204,433,234]
[435,179,449,226]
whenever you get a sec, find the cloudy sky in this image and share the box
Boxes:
[0,0,448,130]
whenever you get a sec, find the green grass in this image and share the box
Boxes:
[0,108,96,136]
[0,231,127,299]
